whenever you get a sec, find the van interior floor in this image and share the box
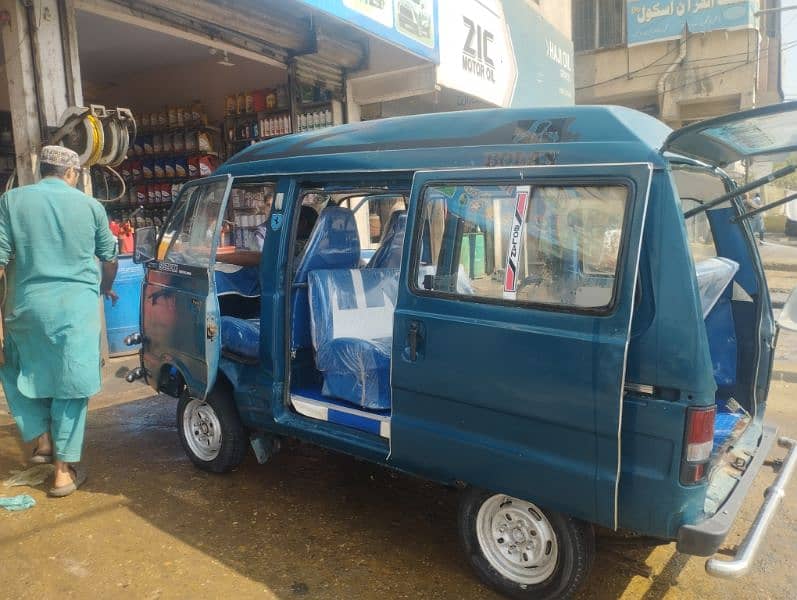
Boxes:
[290,385,391,440]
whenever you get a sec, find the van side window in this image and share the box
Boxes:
[413,183,629,310]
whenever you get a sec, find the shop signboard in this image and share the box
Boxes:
[627,0,756,46]
[296,0,438,62]
[436,0,573,108]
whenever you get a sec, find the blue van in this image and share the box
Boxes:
[130,103,797,599]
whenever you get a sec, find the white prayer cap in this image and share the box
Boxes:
[40,145,81,169]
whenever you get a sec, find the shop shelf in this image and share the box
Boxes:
[138,124,220,135]
[130,151,220,159]
[230,133,290,144]
[296,99,333,110]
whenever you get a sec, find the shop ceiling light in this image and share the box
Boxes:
[218,51,235,67]
[209,48,235,67]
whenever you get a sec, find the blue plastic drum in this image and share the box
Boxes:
[104,256,144,356]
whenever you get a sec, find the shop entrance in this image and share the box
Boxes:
[73,9,344,354]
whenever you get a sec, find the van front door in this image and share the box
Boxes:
[390,164,652,528]
[142,175,232,399]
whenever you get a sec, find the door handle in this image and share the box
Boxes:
[407,320,421,362]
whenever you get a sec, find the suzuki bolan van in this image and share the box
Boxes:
[129,103,797,599]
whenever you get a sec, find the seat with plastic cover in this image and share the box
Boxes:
[292,207,361,351]
[696,258,740,388]
[367,211,407,269]
[308,268,400,410]
[220,316,260,361]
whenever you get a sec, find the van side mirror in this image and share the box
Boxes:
[777,287,797,332]
[133,226,157,264]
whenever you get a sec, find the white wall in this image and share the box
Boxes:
[575,28,764,125]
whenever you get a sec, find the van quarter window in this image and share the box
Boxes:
[412,183,629,310]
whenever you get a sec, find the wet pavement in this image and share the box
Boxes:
[1,360,795,599]
[2,247,797,598]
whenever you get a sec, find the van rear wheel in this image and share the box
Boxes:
[177,385,247,473]
[458,488,594,599]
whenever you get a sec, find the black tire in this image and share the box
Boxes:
[458,488,595,600]
[177,383,247,473]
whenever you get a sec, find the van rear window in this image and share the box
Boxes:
[412,183,628,310]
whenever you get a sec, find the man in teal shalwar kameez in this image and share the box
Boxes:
[0,146,118,497]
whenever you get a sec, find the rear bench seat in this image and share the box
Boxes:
[308,268,400,410]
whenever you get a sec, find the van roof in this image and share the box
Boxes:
[218,106,672,178]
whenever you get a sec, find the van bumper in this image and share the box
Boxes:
[676,425,797,577]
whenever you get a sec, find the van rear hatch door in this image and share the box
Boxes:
[662,101,797,167]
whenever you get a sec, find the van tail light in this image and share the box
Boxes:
[680,405,716,485]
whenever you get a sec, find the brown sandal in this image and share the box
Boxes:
[48,465,87,498]
[30,451,53,465]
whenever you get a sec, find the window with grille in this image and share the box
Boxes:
[573,0,624,52]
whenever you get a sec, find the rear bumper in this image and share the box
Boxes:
[676,425,797,577]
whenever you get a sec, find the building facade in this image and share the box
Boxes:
[347,0,574,120]
[574,0,784,127]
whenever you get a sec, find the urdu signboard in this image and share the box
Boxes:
[436,0,574,108]
[627,0,756,45]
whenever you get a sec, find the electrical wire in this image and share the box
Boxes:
[660,39,797,96]
[578,37,797,90]
[576,31,702,90]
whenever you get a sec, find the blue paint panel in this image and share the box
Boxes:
[328,409,382,435]
[141,175,232,400]
[219,106,672,176]
[619,395,695,537]
[390,163,653,529]
[625,171,716,401]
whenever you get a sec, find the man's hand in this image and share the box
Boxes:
[102,288,119,306]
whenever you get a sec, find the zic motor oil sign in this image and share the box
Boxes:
[503,185,531,300]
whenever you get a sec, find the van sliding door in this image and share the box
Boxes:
[389,164,652,528]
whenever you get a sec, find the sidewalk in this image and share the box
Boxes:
[759,234,797,271]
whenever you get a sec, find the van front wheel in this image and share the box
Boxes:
[458,489,594,600]
[177,386,247,473]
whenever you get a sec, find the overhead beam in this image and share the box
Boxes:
[74,0,294,68]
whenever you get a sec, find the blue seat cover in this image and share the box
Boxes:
[215,266,260,297]
[367,211,407,269]
[291,207,361,351]
[220,317,260,360]
[308,268,399,410]
[713,399,748,451]
[705,297,737,387]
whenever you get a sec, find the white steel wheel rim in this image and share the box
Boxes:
[476,495,559,586]
[183,398,222,461]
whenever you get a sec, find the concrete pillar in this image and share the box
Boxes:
[345,78,361,124]
[0,0,83,184]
